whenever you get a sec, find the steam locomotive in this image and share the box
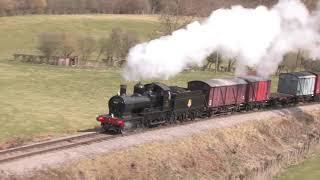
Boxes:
[97,71,320,133]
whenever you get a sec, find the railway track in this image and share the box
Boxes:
[0,132,117,164]
[0,102,316,165]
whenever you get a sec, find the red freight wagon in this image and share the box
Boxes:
[188,78,247,108]
[309,72,320,96]
[238,75,271,103]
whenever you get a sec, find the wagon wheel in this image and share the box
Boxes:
[170,112,176,124]
[190,111,196,120]
[143,118,150,128]
[117,128,124,134]
[189,112,194,120]
[184,113,188,121]
[146,120,154,128]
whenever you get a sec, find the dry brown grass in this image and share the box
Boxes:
[7,111,320,180]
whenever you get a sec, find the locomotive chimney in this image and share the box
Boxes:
[120,84,127,96]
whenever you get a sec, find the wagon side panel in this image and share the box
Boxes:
[297,77,315,96]
[278,74,297,95]
[314,74,320,95]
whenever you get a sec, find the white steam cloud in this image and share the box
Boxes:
[123,0,320,80]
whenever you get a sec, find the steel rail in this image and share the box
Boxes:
[0,132,118,164]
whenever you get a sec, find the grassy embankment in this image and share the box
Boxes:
[0,15,279,145]
[277,153,320,180]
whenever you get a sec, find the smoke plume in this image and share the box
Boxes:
[123,0,320,80]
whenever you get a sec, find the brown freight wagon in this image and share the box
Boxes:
[188,78,247,111]
[238,75,271,103]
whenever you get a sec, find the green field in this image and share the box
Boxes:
[0,14,159,60]
[277,154,320,180]
[0,15,280,144]
[0,14,160,143]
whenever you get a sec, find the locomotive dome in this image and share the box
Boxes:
[134,82,145,95]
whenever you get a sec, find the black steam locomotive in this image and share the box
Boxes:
[97,82,207,132]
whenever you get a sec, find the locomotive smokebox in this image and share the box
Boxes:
[120,84,127,96]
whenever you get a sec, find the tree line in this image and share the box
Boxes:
[1,0,317,17]
[0,0,209,16]
[37,28,139,66]
[277,51,320,74]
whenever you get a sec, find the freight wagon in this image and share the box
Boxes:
[310,72,320,100]
[188,78,247,113]
[239,75,271,108]
[278,72,316,101]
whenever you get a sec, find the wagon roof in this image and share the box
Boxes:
[282,71,316,78]
[192,78,247,87]
[238,75,270,82]
[309,71,320,75]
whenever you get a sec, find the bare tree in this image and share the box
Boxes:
[77,35,97,62]
[113,0,151,14]
[0,0,318,16]
[104,28,123,62]
[99,28,139,66]
[0,0,15,15]
[37,32,60,62]
[96,37,108,61]
[57,32,76,57]
[119,31,139,60]
[281,53,300,72]
[85,0,99,13]
[227,58,236,72]
[302,58,320,72]
[149,0,162,14]
[27,0,47,13]
[203,52,222,71]
[156,0,195,36]
[38,32,76,61]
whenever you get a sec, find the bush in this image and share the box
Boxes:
[77,35,97,62]
[99,28,139,66]
[38,32,76,60]
[37,29,139,66]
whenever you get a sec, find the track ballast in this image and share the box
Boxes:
[0,132,117,164]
